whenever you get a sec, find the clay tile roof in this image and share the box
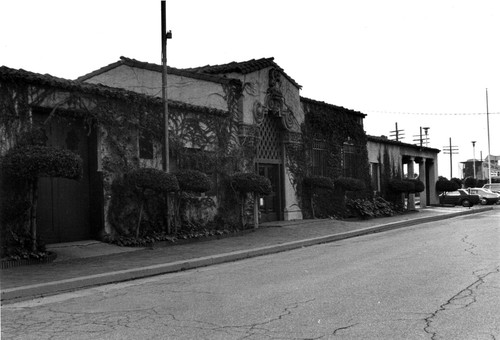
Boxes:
[0,66,229,117]
[77,57,237,86]
[184,57,302,89]
[300,96,366,118]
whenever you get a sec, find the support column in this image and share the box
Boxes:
[419,159,427,207]
[407,157,416,210]
[427,159,439,205]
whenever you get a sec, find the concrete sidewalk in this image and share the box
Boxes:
[0,206,493,304]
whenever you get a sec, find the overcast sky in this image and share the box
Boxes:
[1,0,499,178]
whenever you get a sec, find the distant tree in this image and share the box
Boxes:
[451,177,463,189]
[436,176,459,193]
[463,176,477,189]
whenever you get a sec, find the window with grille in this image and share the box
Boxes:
[342,142,356,177]
[312,139,327,176]
[257,115,282,163]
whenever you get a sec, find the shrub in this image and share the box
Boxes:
[126,168,179,194]
[334,177,365,192]
[125,168,179,238]
[230,172,272,228]
[463,176,477,188]
[388,178,410,193]
[436,176,460,192]
[230,172,272,196]
[303,176,334,218]
[451,177,463,189]
[173,170,213,231]
[2,145,82,180]
[175,170,211,193]
[408,179,425,193]
[389,178,425,194]
[346,196,397,219]
[303,176,334,191]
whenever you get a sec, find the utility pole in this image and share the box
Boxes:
[161,0,172,172]
[413,127,424,147]
[423,127,430,147]
[471,141,476,179]
[486,88,491,184]
[442,137,459,179]
[390,122,405,142]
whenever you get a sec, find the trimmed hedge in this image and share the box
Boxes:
[175,170,211,193]
[334,177,365,192]
[389,178,425,193]
[2,145,82,180]
[436,177,460,192]
[126,168,179,193]
[463,176,477,189]
[230,172,272,196]
[303,176,334,191]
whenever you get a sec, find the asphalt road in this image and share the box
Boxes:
[2,209,499,340]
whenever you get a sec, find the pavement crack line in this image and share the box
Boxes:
[331,322,360,336]
[461,234,478,256]
[423,266,500,339]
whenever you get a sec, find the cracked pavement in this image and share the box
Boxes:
[2,208,499,339]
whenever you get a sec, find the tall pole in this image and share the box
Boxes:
[423,127,429,147]
[449,138,452,178]
[472,141,476,179]
[486,88,491,184]
[443,137,458,179]
[161,1,172,172]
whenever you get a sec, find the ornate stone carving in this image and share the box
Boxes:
[265,68,284,117]
[281,108,297,131]
[253,101,266,126]
[252,68,299,132]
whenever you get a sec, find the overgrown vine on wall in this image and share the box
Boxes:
[1,69,251,243]
[285,100,372,218]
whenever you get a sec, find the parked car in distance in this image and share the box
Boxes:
[439,189,480,207]
[482,183,500,194]
[468,187,500,205]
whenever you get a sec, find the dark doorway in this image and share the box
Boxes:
[34,110,94,243]
[257,163,282,222]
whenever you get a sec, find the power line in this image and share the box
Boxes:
[363,110,500,116]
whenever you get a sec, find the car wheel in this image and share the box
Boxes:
[462,199,471,207]
[480,198,487,205]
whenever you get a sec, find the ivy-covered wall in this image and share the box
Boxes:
[289,98,371,217]
[0,67,251,243]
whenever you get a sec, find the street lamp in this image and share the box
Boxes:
[471,141,476,179]
[423,127,430,147]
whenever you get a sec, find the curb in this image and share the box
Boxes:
[1,207,492,304]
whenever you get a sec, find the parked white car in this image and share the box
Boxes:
[482,183,500,195]
[468,187,500,205]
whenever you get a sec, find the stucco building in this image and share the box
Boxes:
[1,56,441,246]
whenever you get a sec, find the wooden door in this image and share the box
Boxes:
[258,164,282,222]
[35,115,91,243]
